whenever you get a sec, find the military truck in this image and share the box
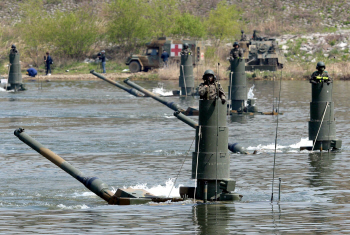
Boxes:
[239,31,285,71]
[125,37,205,73]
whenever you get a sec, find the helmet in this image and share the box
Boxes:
[233,42,239,47]
[241,30,244,33]
[203,69,216,80]
[316,61,326,69]
[183,43,189,49]
[11,44,16,49]
[101,50,105,53]
[204,69,215,76]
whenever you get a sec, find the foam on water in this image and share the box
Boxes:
[57,204,90,209]
[152,83,173,96]
[0,87,13,92]
[125,178,182,198]
[247,138,313,153]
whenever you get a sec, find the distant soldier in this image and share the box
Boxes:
[198,69,226,104]
[181,43,192,55]
[310,61,332,85]
[240,30,248,41]
[98,50,106,73]
[230,42,243,60]
[252,30,258,40]
[10,44,18,54]
[161,50,170,67]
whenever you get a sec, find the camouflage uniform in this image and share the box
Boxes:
[310,71,332,84]
[181,48,192,56]
[198,81,226,102]
[230,47,243,59]
[240,33,248,41]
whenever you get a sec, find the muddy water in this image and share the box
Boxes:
[0,79,349,234]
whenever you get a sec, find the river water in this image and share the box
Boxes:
[0,79,349,234]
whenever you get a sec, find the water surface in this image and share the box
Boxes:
[0,79,349,234]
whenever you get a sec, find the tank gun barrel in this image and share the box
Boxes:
[174,111,198,128]
[14,128,114,203]
[90,70,144,97]
[124,78,185,112]
[173,112,249,154]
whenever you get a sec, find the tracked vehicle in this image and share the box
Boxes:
[239,31,285,71]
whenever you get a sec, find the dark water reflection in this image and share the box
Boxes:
[0,80,350,234]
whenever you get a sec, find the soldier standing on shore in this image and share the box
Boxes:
[240,30,248,41]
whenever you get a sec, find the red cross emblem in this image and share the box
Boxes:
[171,44,182,57]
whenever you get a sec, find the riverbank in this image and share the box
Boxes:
[4,61,350,82]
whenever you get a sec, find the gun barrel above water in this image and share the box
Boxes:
[124,78,185,112]
[14,128,114,203]
[90,70,144,97]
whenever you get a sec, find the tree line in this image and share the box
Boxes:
[6,0,242,66]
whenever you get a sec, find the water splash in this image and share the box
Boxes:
[152,83,173,96]
[247,84,255,99]
[125,178,182,198]
[247,138,313,153]
[57,204,90,209]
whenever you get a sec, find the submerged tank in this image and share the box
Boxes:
[239,30,285,71]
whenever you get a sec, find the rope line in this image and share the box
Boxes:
[271,70,282,203]
[182,65,187,96]
[194,125,202,203]
[312,101,329,152]
[167,134,196,198]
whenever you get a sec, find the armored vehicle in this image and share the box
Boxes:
[239,31,285,71]
[125,37,205,73]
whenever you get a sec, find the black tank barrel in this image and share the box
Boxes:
[124,78,185,112]
[173,111,248,154]
[90,70,144,97]
[14,128,114,203]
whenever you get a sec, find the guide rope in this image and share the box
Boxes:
[167,133,196,198]
[270,69,282,203]
[6,63,11,91]
[193,125,202,203]
[312,101,329,152]
[181,65,187,96]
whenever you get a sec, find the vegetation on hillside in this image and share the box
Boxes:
[0,0,349,79]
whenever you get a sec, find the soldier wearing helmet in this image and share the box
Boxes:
[310,61,332,85]
[230,42,243,60]
[10,44,17,54]
[240,30,248,41]
[198,69,226,104]
[181,43,192,56]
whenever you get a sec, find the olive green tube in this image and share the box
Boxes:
[124,78,185,112]
[14,128,114,203]
[179,53,194,95]
[230,58,247,111]
[309,82,337,150]
[173,111,248,154]
[90,70,144,97]
[8,48,23,91]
